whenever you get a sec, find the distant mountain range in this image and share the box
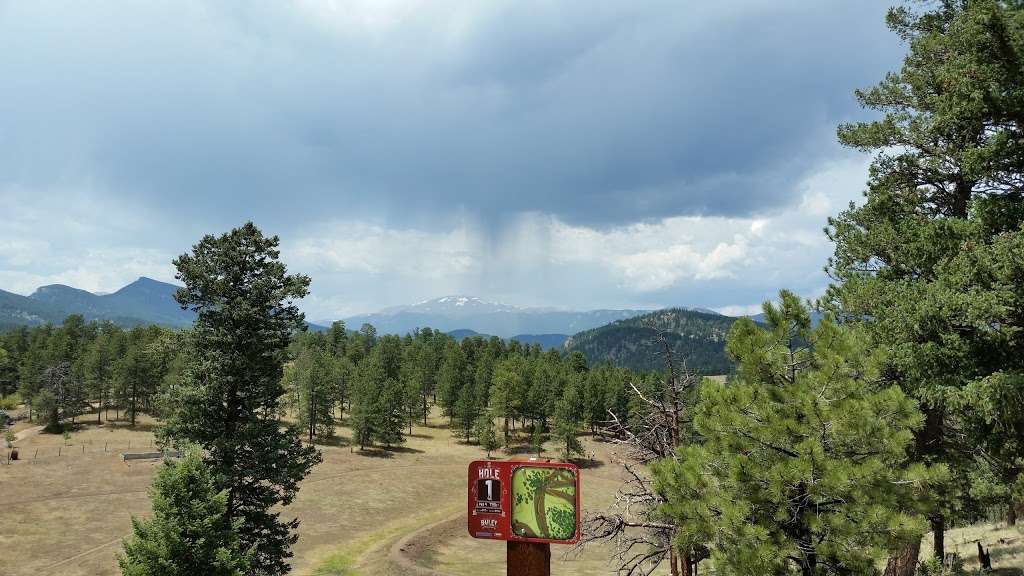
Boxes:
[343,295,719,338]
[0,277,195,329]
[0,280,785,375]
[564,308,749,374]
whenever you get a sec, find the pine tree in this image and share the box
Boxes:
[474,412,499,459]
[292,349,337,442]
[348,383,377,451]
[38,361,84,431]
[114,342,151,427]
[490,356,525,447]
[158,223,321,576]
[530,424,545,458]
[119,447,252,576]
[553,377,584,460]
[377,377,406,448]
[454,379,478,441]
[827,0,1024,559]
[653,292,934,576]
[436,342,465,425]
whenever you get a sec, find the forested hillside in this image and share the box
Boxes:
[563,308,742,374]
[0,277,194,329]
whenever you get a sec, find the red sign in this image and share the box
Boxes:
[467,460,581,544]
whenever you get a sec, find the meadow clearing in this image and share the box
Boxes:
[1,408,1020,576]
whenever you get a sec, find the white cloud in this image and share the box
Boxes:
[715,303,764,317]
[288,220,478,279]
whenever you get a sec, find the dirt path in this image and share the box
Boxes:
[14,425,42,442]
[387,512,463,576]
[40,537,125,575]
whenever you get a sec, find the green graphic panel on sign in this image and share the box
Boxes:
[511,467,577,541]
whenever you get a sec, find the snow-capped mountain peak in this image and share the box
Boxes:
[398,295,522,315]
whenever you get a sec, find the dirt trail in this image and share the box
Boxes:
[387,512,463,576]
[14,425,42,442]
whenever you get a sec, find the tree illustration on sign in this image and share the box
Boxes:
[511,467,577,540]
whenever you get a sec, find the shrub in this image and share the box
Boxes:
[0,393,20,411]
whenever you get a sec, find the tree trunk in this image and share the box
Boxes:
[669,548,679,576]
[130,381,137,426]
[931,515,945,561]
[1009,500,1018,526]
[883,537,921,576]
[681,551,692,576]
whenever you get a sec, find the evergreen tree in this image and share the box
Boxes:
[292,349,337,442]
[81,326,118,424]
[159,223,321,576]
[377,377,406,448]
[474,412,499,459]
[553,376,584,460]
[18,326,51,420]
[0,344,7,397]
[653,292,934,576]
[348,385,377,451]
[827,0,1024,558]
[490,356,525,447]
[38,361,84,431]
[454,378,478,441]
[436,342,465,425]
[119,447,252,576]
[530,423,545,458]
[326,320,347,356]
[114,342,152,427]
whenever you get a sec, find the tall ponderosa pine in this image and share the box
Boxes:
[490,356,525,447]
[119,448,253,576]
[159,223,321,576]
[38,361,84,431]
[290,348,338,442]
[474,412,499,458]
[654,292,932,576]
[552,376,584,460]
[827,0,1024,560]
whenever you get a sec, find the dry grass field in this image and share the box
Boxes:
[2,408,1021,576]
[1,409,654,576]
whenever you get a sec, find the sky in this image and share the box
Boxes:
[0,1,904,321]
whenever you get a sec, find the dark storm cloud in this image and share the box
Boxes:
[0,1,901,232]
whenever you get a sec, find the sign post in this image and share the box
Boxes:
[507,541,551,576]
[468,459,580,576]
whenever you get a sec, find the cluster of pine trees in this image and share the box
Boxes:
[580,3,1024,575]
[0,317,184,429]
[282,320,650,458]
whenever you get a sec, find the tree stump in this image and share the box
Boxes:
[977,542,992,571]
[9,448,17,461]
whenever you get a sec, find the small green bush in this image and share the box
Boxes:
[918,556,965,576]
[0,393,21,411]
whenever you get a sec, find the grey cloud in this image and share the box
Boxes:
[0,1,900,233]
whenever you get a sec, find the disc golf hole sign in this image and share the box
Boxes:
[467,460,580,544]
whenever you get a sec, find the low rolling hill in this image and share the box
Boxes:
[563,308,750,374]
[445,329,569,350]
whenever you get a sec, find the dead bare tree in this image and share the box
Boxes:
[574,332,708,576]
